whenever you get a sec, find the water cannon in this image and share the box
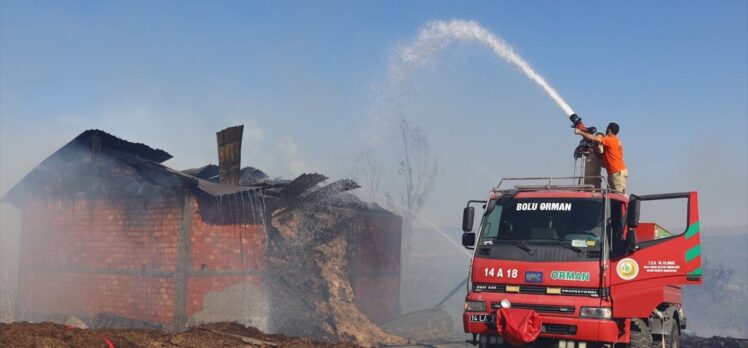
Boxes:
[569,113,597,135]
[569,113,600,160]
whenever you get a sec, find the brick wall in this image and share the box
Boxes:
[186,198,266,318]
[22,273,175,323]
[16,195,268,327]
[350,212,402,323]
[190,210,265,274]
[15,194,391,328]
[17,197,181,324]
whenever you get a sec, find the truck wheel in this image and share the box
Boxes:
[629,318,653,348]
[652,320,680,348]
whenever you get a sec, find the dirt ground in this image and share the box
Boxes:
[3,321,748,348]
[0,322,361,348]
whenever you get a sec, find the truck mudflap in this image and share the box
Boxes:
[464,312,623,343]
[496,308,542,346]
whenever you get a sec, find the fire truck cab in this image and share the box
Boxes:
[461,177,701,348]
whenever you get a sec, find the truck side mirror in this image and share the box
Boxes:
[462,232,476,249]
[626,228,638,253]
[462,206,475,232]
[627,198,640,228]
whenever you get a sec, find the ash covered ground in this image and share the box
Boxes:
[3,322,748,348]
[0,322,359,348]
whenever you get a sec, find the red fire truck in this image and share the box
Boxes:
[460,177,702,348]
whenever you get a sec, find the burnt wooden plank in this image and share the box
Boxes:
[216,125,243,185]
[276,173,328,200]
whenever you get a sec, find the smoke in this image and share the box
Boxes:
[0,98,330,324]
[0,206,19,321]
[276,136,317,177]
[684,228,748,338]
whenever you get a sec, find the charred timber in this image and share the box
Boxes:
[216,126,244,185]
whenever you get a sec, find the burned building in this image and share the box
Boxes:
[2,128,401,337]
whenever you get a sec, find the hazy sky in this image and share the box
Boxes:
[2,1,747,230]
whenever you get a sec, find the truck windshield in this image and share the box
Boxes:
[479,198,604,249]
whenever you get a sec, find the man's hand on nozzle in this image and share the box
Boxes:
[576,129,602,142]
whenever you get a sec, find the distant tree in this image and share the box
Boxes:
[388,115,438,273]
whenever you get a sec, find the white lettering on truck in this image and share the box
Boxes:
[484,267,519,279]
[516,202,572,211]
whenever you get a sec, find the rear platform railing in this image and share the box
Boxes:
[494,176,611,193]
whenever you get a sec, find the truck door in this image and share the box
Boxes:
[609,192,701,318]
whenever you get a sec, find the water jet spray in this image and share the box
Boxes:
[397,19,577,118]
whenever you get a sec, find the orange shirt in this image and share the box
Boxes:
[600,134,626,175]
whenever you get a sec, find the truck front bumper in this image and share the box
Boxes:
[463,311,623,343]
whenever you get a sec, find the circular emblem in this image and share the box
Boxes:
[617,258,639,280]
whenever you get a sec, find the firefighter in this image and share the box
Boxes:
[575,122,628,193]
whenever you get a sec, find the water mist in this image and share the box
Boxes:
[394,19,576,117]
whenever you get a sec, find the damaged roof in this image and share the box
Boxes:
[182,164,269,186]
[2,129,371,223]
[76,129,173,163]
[2,129,252,205]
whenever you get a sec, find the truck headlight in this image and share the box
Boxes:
[580,307,612,319]
[464,301,486,312]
